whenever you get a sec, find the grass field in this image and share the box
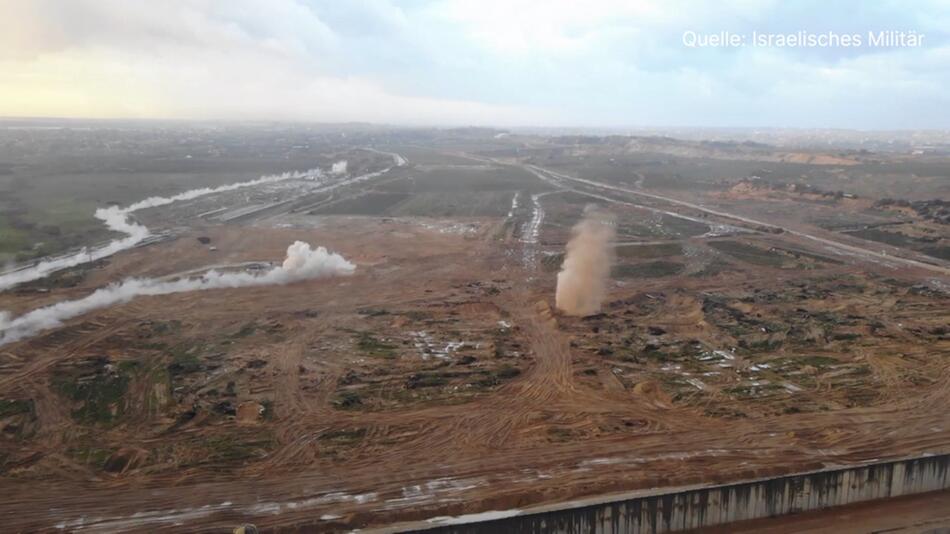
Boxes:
[612,260,685,278]
[615,242,684,259]
[377,164,550,194]
[389,191,516,217]
[707,239,786,268]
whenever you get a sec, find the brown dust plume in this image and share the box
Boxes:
[555,209,615,316]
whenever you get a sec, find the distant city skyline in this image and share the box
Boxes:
[1,0,949,129]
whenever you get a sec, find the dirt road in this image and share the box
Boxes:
[523,163,950,276]
[0,159,948,531]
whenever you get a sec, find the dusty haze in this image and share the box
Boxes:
[555,209,616,316]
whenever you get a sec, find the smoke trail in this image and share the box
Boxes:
[555,208,616,316]
[0,149,409,292]
[0,241,354,346]
[0,168,333,291]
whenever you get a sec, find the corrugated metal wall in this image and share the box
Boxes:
[418,454,950,533]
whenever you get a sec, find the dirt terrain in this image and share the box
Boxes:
[0,139,949,531]
[695,489,950,533]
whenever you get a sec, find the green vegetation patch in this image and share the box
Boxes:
[0,213,28,257]
[167,344,203,375]
[260,399,276,421]
[195,434,274,465]
[382,165,548,193]
[0,399,33,418]
[615,222,666,239]
[707,240,785,267]
[691,258,734,277]
[333,391,364,410]
[355,332,398,358]
[231,322,257,338]
[151,320,183,335]
[724,383,785,399]
[615,242,683,260]
[0,194,114,261]
[660,215,710,237]
[318,427,366,446]
[66,444,113,468]
[798,355,839,368]
[845,228,916,248]
[406,372,449,389]
[472,364,521,388]
[773,247,843,265]
[53,359,133,426]
[773,355,839,371]
[613,261,685,278]
[845,387,879,407]
[143,366,172,415]
[312,192,410,215]
[547,426,580,442]
[921,246,950,261]
[388,191,515,217]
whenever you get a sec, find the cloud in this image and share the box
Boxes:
[0,0,546,125]
[0,0,948,127]
[0,0,337,60]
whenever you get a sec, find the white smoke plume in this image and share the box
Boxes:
[555,208,616,316]
[330,160,348,175]
[0,169,326,291]
[0,152,404,292]
[0,241,354,346]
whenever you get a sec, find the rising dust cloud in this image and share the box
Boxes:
[555,209,616,316]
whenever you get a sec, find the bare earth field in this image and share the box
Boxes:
[0,131,948,532]
[694,489,950,533]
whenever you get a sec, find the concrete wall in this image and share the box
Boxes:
[416,454,950,533]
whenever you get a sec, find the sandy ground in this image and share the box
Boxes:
[694,489,950,533]
[0,209,948,531]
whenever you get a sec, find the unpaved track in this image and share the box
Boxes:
[0,157,948,531]
[4,372,947,532]
[4,253,946,532]
[523,163,950,275]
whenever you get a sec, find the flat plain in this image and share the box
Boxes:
[0,124,948,531]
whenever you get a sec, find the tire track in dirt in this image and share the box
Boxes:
[525,163,950,275]
[1,161,948,530]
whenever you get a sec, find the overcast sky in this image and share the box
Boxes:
[1,0,948,128]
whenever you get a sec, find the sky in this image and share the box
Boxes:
[1,0,949,129]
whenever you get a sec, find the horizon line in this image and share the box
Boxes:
[1,115,949,134]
